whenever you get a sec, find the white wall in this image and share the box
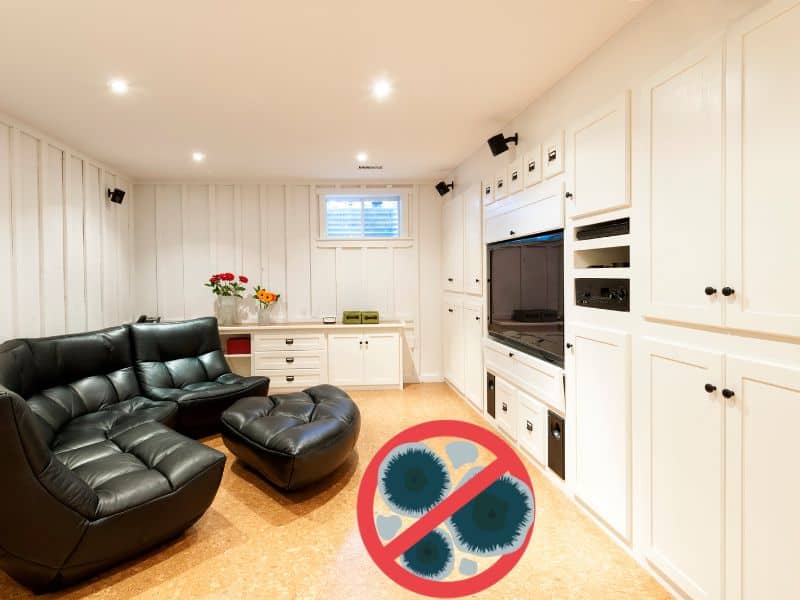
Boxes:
[0,112,133,341]
[132,182,443,381]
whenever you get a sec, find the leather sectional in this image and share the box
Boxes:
[0,317,268,591]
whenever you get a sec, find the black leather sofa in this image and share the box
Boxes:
[130,317,268,436]
[0,318,268,591]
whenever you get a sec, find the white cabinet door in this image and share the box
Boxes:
[463,185,483,296]
[462,304,483,410]
[567,93,630,219]
[442,194,464,292]
[725,355,800,600]
[572,324,630,540]
[642,42,724,327]
[643,338,724,600]
[725,0,800,338]
[327,333,363,386]
[443,300,464,392]
[363,333,400,386]
[494,376,517,439]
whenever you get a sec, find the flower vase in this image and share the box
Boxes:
[257,303,273,326]
[217,296,237,326]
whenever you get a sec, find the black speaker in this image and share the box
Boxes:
[107,188,126,204]
[548,411,565,480]
[487,132,519,156]
[435,181,454,196]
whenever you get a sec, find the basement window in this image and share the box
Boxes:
[323,194,403,239]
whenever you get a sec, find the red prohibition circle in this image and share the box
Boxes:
[357,420,536,598]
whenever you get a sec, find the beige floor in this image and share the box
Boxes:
[0,383,670,599]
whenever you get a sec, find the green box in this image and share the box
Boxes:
[342,311,362,325]
[361,311,380,325]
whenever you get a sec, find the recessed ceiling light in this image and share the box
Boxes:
[192,151,206,162]
[356,152,368,163]
[371,78,393,101]
[108,78,129,95]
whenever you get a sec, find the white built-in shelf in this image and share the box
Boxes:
[573,267,630,279]
[224,353,252,359]
[573,234,630,251]
[219,321,404,333]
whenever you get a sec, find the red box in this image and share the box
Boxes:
[226,337,251,355]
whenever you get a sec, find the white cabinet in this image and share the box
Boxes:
[570,324,630,540]
[328,333,367,386]
[642,1,800,339]
[724,0,800,338]
[641,42,724,327]
[518,392,547,465]
[463,185,482,295]
[362,333,401,385]
[484,178,564,244]
[494,168,508,200]
[442,184,482,295]
[328,330,401,388]
[507,158,523,195]
[443,300,465,392]
[523,146,542,188]
[567,93,630,219]
[725,355,800,600]
[542,130,564,179]
[442,193,464,292]
[482,179,494,206]
[462,303,483,410]
[642,339,724,600]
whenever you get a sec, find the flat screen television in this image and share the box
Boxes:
[488,230,564,367]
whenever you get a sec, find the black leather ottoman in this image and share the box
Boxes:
[220,385,360,490]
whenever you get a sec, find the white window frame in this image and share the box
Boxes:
[317,189,411,247]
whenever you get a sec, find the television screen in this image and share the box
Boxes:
[488,230,564,367]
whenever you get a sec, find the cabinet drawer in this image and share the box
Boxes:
[483,180,494,205]
[485,346,514,375]
[495,378,517,439]
[514,358,564,413]
[253,333,324,352]
[494,168,508,200]
[518,393,547,465]
[254,351,322,371]
[256,369,321,389]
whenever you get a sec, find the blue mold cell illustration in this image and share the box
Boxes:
[458,557,478,576]
[400,528,455,581]
[445,440,478,469]
[446,467,534,556]
[379,443,451,516]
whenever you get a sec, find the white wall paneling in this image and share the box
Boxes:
[0,112,132,342]
[132,182,439,381]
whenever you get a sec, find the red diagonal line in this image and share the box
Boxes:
[382,458,507,559]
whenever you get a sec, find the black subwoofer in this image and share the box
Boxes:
[548,411,565,480]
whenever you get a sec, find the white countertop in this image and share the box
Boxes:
[219,320,405,333]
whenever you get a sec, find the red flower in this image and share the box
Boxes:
[209,275,220,283]
[239,275,249,283]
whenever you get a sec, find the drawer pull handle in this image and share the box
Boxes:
[447,277,454,282]
[285,357,295,363]
[721,286,735,297]
[722,388,735,399]
[526,421,533,432]
[528,161,536,172]
[448,308,454,313]
[286,375,295,382]
[285,338,294,345]
[704,383,716,393]
[502,402,508,412]
[511,171,518,181]
[508,352,514,358]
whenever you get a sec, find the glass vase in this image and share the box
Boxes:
[217,296,237,326]
[257,303,273,326]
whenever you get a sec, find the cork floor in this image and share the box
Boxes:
[0,383,670,599]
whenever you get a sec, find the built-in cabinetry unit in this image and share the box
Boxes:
[442,184,482,296]
[642,339,800,600]
[634,2,800,599]
[219,322,403,392]
[443,296,483,411]
[567,324,630,541]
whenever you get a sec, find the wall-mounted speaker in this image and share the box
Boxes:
[435,181,454,197]
[487,132,519,156]
[107,188,126,204]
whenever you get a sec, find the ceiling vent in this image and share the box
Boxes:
[357,164,384,170]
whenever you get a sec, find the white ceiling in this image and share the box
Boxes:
[0,1,650,181]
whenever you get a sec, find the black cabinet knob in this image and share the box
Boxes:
[722,286,735,297]
[565,192,573,199]
[509,230,515,236]
[526,421,533,432]
[447,277,454,282]
[704,383,717,393]
[722,388,735,399]
[286,375,295,382]
[566,343,573,349]
[508,352,514,358]
[705,286,717,296]
[501,402,508,412]
[475,278,480,283]
[448,308,454,313]
[475,316,480,321]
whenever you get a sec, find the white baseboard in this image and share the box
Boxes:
[419,374,445,383]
